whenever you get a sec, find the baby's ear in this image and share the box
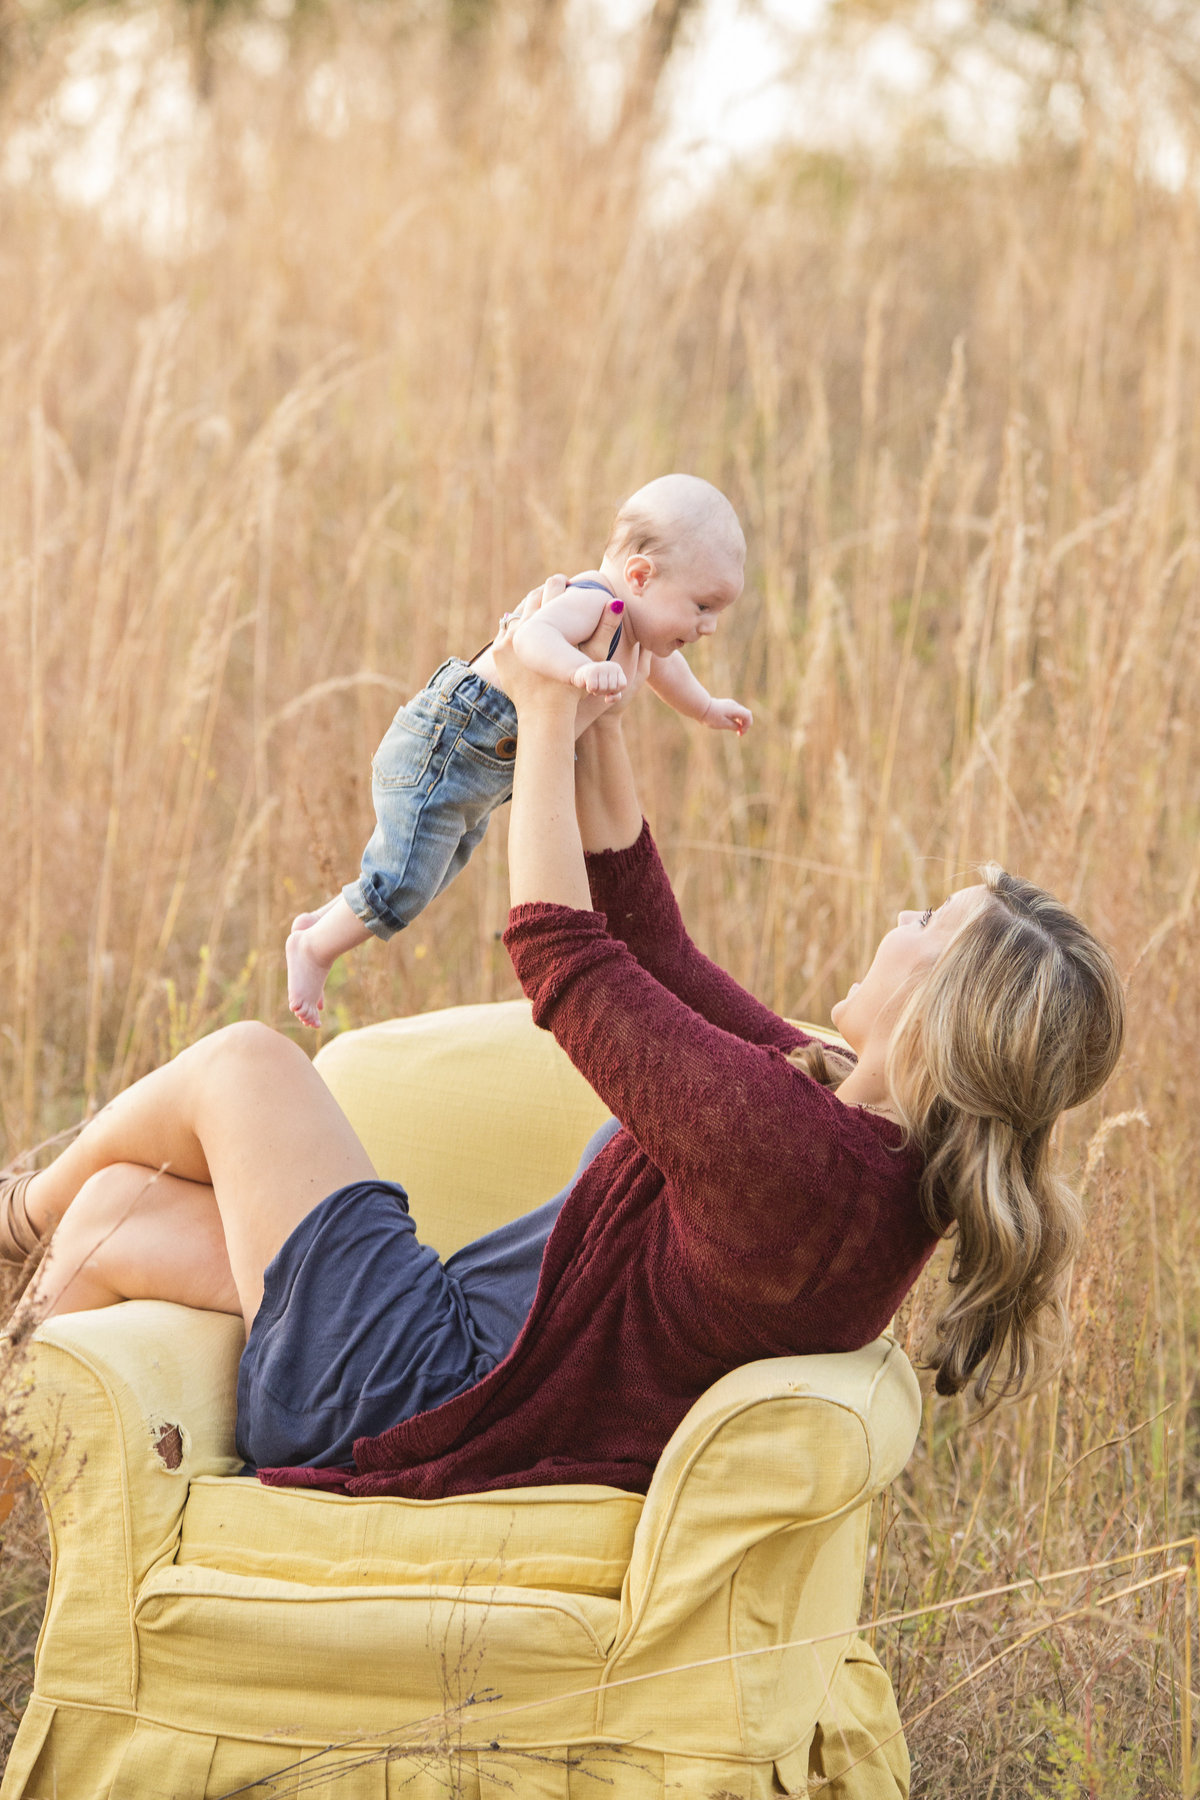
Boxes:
[623,553,653,593]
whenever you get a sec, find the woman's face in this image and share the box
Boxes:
[830,886,989,1052]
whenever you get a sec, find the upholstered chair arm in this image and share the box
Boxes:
[2,1302,243,1712]
[595,1337,921,1759]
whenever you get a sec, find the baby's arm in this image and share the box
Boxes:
[513,586,627,699]
[647,652,753,734]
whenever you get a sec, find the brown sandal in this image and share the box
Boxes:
[0,1172,42,1270]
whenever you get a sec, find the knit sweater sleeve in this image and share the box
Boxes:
[581,821,805,1053]
[503,886,860,1262]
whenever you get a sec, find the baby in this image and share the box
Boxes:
[286,473,752,1027]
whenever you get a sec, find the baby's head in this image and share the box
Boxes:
[599,474,745,659]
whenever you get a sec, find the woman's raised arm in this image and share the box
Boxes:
[573,714,643,857]
[493,595,803,1059]
[493,601,593,913]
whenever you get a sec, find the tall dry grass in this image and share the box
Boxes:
[1,6,1198,1792]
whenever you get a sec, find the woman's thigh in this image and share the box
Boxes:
[185,1024,377,1325]
[29,1163,242,1322]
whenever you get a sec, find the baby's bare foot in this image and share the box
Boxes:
[286,928,330,1029]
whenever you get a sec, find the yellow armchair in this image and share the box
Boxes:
[2,1001,919,1800]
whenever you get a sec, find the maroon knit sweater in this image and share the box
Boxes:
[260,822,938,1498]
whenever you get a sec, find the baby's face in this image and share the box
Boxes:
[626,545,743,659]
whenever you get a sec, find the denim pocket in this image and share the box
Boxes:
[457,705,518,775]
[372,701,442,790]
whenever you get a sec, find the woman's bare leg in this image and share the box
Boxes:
[19,1022,376,1328]
[20,1163,242,1325]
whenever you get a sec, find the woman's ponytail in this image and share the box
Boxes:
[920,1110,1081,1400]
[885,867,1124,1405]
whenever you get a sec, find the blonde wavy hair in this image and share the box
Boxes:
[791,868,1125,1404]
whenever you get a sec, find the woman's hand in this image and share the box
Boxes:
[492,575,580,719]
[499,574,563,633]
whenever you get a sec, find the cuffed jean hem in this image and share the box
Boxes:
[342,879,407,942]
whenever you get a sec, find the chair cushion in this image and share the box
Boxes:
[178,1475,643,1598]
[135,1563,619,1745]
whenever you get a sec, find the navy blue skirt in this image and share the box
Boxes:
[235,1180,497,1470]
[235,1118,621,1472]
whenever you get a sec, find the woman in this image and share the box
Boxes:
[0,582,1124,1496]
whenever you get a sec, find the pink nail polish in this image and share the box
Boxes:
[610,599,624,614]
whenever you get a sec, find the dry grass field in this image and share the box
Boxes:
[1,6,1198,1793]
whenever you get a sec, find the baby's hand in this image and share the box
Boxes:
[573,660,627,702]
[703,697,753,735]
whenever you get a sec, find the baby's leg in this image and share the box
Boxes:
[286,897,373,1029]
[287,691,444,1026]
[304,685,513,1015]
[290,895,338,934]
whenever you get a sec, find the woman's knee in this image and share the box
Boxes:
[50,1163,158,1253]
[35,1164,239,1318]
[193,1020,310,1090]
[208,1019,306,1066]
[30,1164,155,1312]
